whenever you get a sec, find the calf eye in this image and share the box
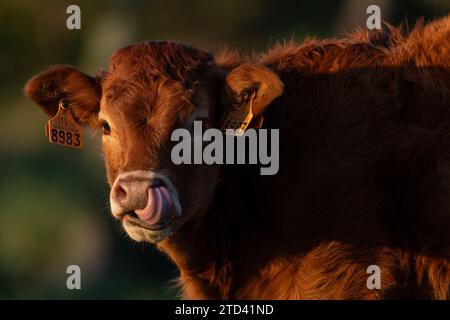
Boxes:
[101,121,111,135]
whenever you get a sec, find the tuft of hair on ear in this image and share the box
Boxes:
[24,65,101,126]
[214,46,242,70]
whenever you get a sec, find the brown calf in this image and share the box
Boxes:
[25,16,450,299]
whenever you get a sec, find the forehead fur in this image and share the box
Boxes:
[107,41,214,84]
[100,41,215,111]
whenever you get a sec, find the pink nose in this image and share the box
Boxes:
[110,173,156,219]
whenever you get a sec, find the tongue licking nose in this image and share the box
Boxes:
[134,186,174,225]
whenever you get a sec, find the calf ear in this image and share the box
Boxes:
[24,65,101,127]
[223,63,283,126]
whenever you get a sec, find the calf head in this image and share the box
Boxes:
[25,41,283,243]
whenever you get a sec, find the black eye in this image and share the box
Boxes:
[102,121,111,135]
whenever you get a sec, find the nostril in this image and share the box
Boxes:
[114,184,127,201]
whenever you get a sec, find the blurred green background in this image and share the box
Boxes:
[0,0,448,299]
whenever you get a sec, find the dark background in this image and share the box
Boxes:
[0,0,448,299]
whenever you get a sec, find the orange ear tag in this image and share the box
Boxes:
[221,92,257,136]
[45,100,84,148]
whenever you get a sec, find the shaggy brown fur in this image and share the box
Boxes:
[25,16,450,299]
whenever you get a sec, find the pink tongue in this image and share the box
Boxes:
[134,186,174,225]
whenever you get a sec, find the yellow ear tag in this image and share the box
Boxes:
[45,100,83,148]
[221,92,257,136]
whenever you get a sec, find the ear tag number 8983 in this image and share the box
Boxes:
[45,100,83,148]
